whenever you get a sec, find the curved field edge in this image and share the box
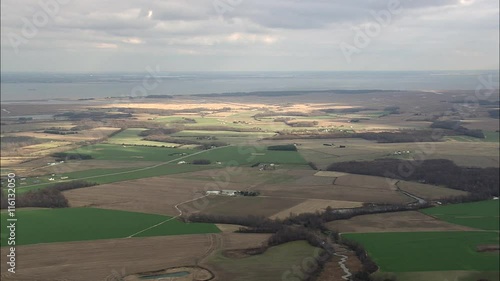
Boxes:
[207,240,322,281]
[342,231,500,272]
[0,207,220,246]
[421,200,500,231]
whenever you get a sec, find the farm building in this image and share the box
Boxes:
[206,191,221,195]
[221,190,238,196]
[259,163,276,171]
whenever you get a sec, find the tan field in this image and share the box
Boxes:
[0,233,270,281]
[64,175,251,216]
[328,211,477,233]
[270,199,363,219]
[12,127,121,142]
[333,174,397,190]
[184,195,305,218]
[0,235,211,281]
[257,183,412,204]
[297,138,499,169]
[397,181,469,200]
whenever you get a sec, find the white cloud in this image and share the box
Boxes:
[0,0,498,71]
[95,43,118,49]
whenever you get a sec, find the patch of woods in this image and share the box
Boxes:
[320,107,375,114]
[192,90,312,98]
[254,111,310,119]
[191,159,211,165]
[267,144,297,151]
[286,121,319,127]
[143,135,228,149]
[43,127,79,135]
[54,111,132,121]
[236,191,260,196]
[488,109,499,119]
[145,94,173,99]
[327,159,499,197]
[52,152,93,161]
[268,130,444,143]
[431,120,485,138]
[1,180,96,209]
[382,106,401,115]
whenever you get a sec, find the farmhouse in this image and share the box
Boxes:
[221,190,238,196]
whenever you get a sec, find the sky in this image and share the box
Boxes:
[1,0,499,72]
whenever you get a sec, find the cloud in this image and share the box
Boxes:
[0,0,498,71]
[95,43,118,49]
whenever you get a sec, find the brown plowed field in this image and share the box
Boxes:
[327,211,477,233]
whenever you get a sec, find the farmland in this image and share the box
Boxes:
[106,128,182,147]
[342,231,499,272]
[69,143,194,162]
[1,89,499,280]
[208,241,322,281]
[0,207,220,246]
[422,200,500,230]
[327,211,475,233]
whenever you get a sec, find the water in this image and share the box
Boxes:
[1,70,498,101]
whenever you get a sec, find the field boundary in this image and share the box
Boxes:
[126,194,210,238]
[20,146,228,190]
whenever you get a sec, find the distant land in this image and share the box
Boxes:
[1,70,499,101]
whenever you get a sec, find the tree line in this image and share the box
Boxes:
[327,159,499,197]
[0,180,96,209]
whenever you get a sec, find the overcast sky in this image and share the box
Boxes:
[1,0,498,72]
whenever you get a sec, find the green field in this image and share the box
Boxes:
[19,145,308,191]
[445,131,500,143]
[0,208,220,246]
[422,200,500,230]
[182,145,308,166]
[18,163,215,192]
[69,143,195,162]
[384,270,500,281]
[343,231,499,272]
[209,241,322,281]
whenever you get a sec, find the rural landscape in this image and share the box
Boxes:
[1,88,499,281]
